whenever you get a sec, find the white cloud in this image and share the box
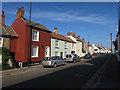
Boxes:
[29,10,114,26]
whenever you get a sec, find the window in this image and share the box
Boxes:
[64,52,67,57]
[72,43,74,49]
[55,51,58,56]
[65,42,67,49]
[55,40,59,48]
[32,30,39,41]
[32,46,38,57]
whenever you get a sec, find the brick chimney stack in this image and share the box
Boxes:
[16,7,24,19]
[77,35,80,39]
[82,38,85,42]
[67,31,72,36]
[88,42,90,45]
[72,32,76,38]
[0,11,5,26]
[53,28,58,34]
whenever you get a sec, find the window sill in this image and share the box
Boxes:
[55,47,59,49]
[32,40,39,42]
[31,56,38,58]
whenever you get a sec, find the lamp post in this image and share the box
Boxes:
[110,33,112,54]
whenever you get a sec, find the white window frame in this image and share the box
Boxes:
[55,51,58,56]
[64,52,67,57]
[32,46,39,58]
[55,40,59,48]
[32,30,39,42]
[65,41,67,49]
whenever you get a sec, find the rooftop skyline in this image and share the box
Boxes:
[2,2,119,49]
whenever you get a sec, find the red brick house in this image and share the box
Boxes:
[11,7,51,66]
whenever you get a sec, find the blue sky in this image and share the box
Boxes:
[2,2,119,49]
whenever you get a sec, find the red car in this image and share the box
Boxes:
[93,53,97,55]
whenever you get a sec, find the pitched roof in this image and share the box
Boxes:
[0,25,18,38]
[22,18,51,32]
[51,32,75,43]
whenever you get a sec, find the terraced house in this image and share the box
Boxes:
[0,11,18,65]
[67,32,85,57]
[10,7,51,66]
[51,28,75,59]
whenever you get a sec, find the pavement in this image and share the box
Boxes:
[91,54,120,88]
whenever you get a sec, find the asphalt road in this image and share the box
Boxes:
[2,54,110,88]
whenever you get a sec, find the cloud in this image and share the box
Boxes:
[29,10,114,26]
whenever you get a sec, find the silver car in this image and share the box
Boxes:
[66,54,81,63]
[42,56,67,68]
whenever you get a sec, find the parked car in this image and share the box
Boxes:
[93,53,97,55]
[84,53,92,59]
[42,56,67,68]
[66,54,81,63]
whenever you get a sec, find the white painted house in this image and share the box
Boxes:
[92,44,100,53]
[67,32,85,57]
[51,28,75,59]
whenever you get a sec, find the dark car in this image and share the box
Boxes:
[84,53,92,59]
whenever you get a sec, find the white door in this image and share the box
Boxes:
[45,46,50,57]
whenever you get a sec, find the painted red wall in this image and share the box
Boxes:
[11,18,51,62]
[31,28,51,61]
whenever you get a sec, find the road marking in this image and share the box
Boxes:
[82,54,110,88]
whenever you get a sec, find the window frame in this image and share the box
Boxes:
[32,30,39,42]
[31,45,39,58]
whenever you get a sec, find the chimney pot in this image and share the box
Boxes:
[16,7,24,19]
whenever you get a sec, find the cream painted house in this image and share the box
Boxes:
[67,32,85,57]
[51,28,75,59]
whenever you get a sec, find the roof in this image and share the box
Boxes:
[51,32,75,43]
[0,25,18,38]
[22,18,51,32]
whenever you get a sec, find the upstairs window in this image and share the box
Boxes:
[55,40,59,48]
[32,30,39,41]
[65,42,67,49]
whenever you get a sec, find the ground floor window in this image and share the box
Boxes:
[32,46,39,58]
[55,51,58,56]
[64,52,67,57]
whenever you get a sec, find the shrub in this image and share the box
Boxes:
[0,47,12,70]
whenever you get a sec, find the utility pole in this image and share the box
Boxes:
[27,0,32,67]
[110,33,112,54]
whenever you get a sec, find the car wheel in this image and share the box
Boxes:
[73,60,76,63]
[53,63,57,68]
[64,61,67,65]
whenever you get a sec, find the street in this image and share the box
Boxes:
[2,54,115,88]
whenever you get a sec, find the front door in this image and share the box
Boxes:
[60,52,63,58]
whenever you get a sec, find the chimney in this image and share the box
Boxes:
[82,38,85,42]
[72,32,76,38]
[0,11,5,26]
[77,35,80,39]
[67,31,72,36]
[16,7,24,19]
[53,28,58,34]
[88,42,90,46]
